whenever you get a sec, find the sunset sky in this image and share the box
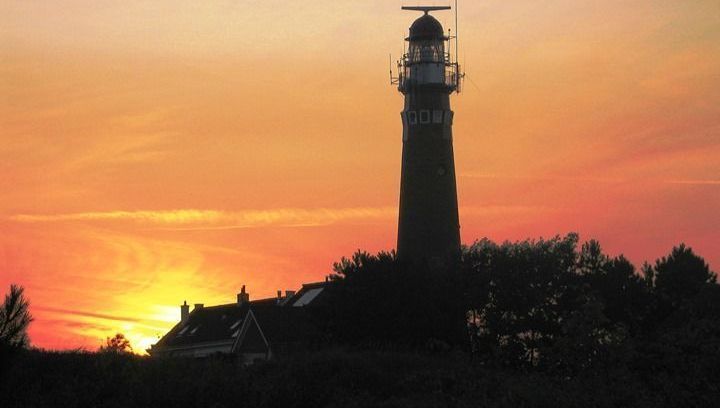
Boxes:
[1,0,719,353]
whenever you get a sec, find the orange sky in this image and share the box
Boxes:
[1,1,719,353]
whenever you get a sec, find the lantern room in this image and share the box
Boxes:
[394,6,462,94]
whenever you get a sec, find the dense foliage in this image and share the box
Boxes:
[320,234,720,401]
[320,250,465,347]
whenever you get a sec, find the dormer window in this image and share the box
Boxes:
[230,319,243,331]
[177,325,190,337]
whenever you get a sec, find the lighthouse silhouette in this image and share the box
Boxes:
[394,6,462,271]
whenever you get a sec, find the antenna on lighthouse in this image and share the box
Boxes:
[454,0,463,93]
[455,0,459,75]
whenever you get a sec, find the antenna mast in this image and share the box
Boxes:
[455,0,459,74]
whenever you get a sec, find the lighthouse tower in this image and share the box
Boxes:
[393,6,462,270]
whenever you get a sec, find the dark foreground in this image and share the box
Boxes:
[1,348,717,408]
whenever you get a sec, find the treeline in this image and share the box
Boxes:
[320,234,719,400]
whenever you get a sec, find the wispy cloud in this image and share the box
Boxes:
[8,207,398,229]
[665,179,720,186]
[460,173,626,184]
[461,173,720,187]
[35,306,143,324]
[7,205,556,231]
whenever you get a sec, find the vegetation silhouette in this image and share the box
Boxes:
[0,284,33,348]
[1,234,718,407]
[99,333,134,354]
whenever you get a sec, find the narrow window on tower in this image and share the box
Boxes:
[420,110,430,124]
[433,110,444,124]
[444,110,454,125]
[408,111,418,125]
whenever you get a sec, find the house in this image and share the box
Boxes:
[148,282,329,362]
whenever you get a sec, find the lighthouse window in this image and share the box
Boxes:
[419,110,430,124]
[409,42,443,64]
[433,110,444,124]
[444,110,454,125]
[408,111,418,125]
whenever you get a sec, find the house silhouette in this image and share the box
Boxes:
[148,282,328,362]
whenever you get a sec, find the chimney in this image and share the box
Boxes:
[276,290,283,304]
[194,303,204,311]
[237,285,250,305]
[285,290,296,299]
[180,301,190,323]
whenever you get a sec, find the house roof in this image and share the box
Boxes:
[150,281,330,354]
[286,281,331,308]
[153,302,249,349]
[245,304,316,346]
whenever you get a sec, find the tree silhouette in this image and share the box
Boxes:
[0,284,33,348]
[325,249,465,347]
[323,237,720,377]
[652,244,716,310]
[99,333,133,354]
[464,234,584,366]
[579,243,650,336]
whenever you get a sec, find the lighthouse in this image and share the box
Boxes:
[393,6,462,270]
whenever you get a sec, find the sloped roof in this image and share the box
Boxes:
[151,282,331,353]
[286,281,331,308]
[153,302,249,349]
[247,304,316,346]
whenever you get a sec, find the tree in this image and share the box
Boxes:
[325,249,466,347]
[578,242,650,336]
[99,333,133,354]
[653,244,716,306]
[464,234,583,367]
[648,244,717,326]
[0,284,33,348]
